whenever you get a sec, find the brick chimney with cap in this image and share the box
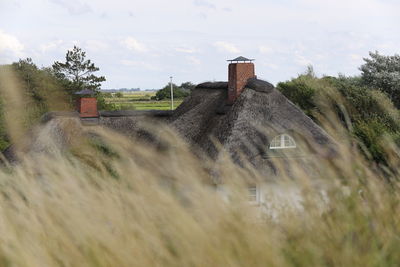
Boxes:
[227,56,256,104]
[75,89,99,118]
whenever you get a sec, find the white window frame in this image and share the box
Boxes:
[248,185,259,203]
[269,134,296,150]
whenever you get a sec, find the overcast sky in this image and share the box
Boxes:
[0,0,399,89]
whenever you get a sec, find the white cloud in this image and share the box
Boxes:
[262,62,279,70]
[294,54,312,66]
[40,40,64,53]
[214,41,240,54]
[120,60,160,70]
[85,40,109,52]
[259,45,274,54]
[187,56,201,65]
[314,54,327,60]
[122,37,148,53]
[51,0,92,15]
[193,0,216,9]
[175,46,197,54]
[349,54,363,63]
[222,7,233,12]
[0,30,24,57]
[376,42,396,51]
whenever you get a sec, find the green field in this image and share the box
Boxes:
[104,91,183,110]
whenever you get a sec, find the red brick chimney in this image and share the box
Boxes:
[75,89,99,118]
[227,56,256,104]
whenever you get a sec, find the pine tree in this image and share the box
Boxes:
[360,51,400,107]
[52,46,106,95]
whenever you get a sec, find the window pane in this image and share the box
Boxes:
[270,136,281,148]
[288,138,295,146]
[284,135,290,146]
[274,139,280,147]
[283,134,296,147]
[248,186,257,202]
[270,134,296,149]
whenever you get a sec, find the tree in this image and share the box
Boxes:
[360,51,400,107]
[115,92,123,98]
[13,58,38,94]
[52,46,106,95]
[277,66,319,118]
[102,92,112,98]
[12,58,70,114]
[180,82,196,91]
[277,66,400,165]
[155,83,190,100]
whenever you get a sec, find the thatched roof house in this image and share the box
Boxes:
[4,57,335,178]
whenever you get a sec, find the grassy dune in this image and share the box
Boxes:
[0,70,399,267]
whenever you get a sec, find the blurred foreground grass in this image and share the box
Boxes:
[0,125,399,267]
[0,67,399,267]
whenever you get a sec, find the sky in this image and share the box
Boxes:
[0,0,399,89]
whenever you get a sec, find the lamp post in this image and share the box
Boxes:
[170,76,174,110]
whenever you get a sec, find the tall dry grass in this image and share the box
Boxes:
[0,69,399,267]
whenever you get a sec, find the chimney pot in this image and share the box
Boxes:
[227,57,256,104]
[75,89,99,118]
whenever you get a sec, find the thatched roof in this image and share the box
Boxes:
[1,110,171,163]
[169,82,227,143]
[170,78,336,173]
[75,89,96,95]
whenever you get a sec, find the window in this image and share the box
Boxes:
[269,134,296,149]
[248,186,258,202]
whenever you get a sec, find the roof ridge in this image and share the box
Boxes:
[246,78,274,94]
[195,81,228,90]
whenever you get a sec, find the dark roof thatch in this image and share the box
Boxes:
[169,85,227,143]
[195,81,228,90]
[75,89,96,95]
[170,78,336,174]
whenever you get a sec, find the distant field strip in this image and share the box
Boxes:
[105,92,183,110]
[107,101,183,110]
